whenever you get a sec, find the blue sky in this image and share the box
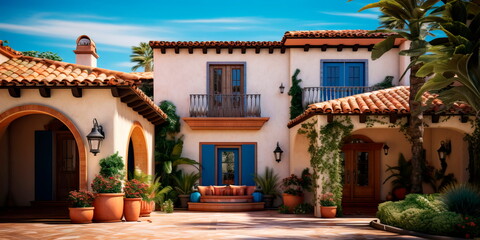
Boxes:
[0,0,382,72]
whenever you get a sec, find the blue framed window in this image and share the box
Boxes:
[322,62,366,87]
[200,143,256,186]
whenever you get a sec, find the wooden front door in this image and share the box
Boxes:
[208,64,245,117]
[341,137,382,205]
[56,132,79,201]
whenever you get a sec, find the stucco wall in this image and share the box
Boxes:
[0,88,156,206]
[154,48,292,180]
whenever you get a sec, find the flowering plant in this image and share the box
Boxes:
[124,179,149,199]
[319,192,336,207]
[91,174,122,193]
[69,190,95,207]
[282,168,313,196]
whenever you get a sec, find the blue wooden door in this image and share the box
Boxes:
[217,148,239,185]
[323,62,365,100]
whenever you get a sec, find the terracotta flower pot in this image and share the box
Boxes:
[93,193,125,222]
[140,200,155,217]
[282,193,304,210]
[263,195,274,208]
[124,198,142,222]
[69,207,94,224]
[321,206,337,218]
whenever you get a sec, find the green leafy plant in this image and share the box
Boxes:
[278,205,291,214]
[124,179,149,199]
[383,153,412,192]
[22,50,63,61]
[281,169,312,196]
[91,175,122,193]
[372,76,394,89]
[99,152,125,179]
[288,69,304,120]
[172,171,200,195]
[319,192,336,207]
[68,190,95,207]
[253,167,280,196]
[162,199,174,213]
[133,169,172,204]
[293,203,314,214]
[441,184,480,217]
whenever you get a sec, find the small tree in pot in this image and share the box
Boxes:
[253,167,280,208]
[172,171,200,208]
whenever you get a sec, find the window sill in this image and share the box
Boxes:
[183,117,270,130]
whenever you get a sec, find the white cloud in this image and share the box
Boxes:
[303,22,347,26]
[115,61,135,68]
[319,11,379,20]
[170,17,259,24]
[0,16,173,48]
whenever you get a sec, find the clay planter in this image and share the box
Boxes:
[320,206,337,218]
[263,195,274,208]
[140,200,155,217]
[124,198,142,222]
[93,193,125,223]
[282,193,304,211]
[69,207,94,224]
[178,194,190,209]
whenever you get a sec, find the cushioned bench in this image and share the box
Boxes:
[188,185,264,212]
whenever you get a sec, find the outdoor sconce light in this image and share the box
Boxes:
[86,118,104,156]
[279,83,285,94]
[274,142,284,163]
[383,144,390,156]
[437,140,451,161]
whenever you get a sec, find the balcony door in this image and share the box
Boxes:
[208,64,245,117]
[321,61,366,101]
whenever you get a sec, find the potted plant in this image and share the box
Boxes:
[162,199,174,213]
[281,168,312,211]
[133,169,172,217]
[68,190,95,224]
[172,171,200,208]
[91,152,125,222]
[123,179,148,221]
[253,167,280,208]
[384,153,412,200]
[319,192,337,218]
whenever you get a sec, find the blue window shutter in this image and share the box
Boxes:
[201,144,215,186]
[241,144,256,186]
[323,62,344,86]
[345,63,365,86]
[35,131,53,201]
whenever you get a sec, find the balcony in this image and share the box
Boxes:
[184,94,269,130]
[302,86,379,107]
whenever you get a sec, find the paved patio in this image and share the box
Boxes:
[0,210,423,239]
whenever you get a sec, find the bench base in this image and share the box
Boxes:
[188,202,265,212]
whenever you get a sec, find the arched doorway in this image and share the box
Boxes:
[341,135,383,214]
[126,122,148,178]
[0,105,86,206]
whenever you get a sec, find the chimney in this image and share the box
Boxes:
[74,35,99,67]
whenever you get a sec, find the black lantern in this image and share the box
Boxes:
[279,83,285,94]
[86,118,104,156]
[274,142,283,163]
[437,141,451,161]
[383,144,390,156]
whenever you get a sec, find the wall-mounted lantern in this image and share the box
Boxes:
[383,144,390,156]
[86,118,104,156]
[437,140,451,161]
[279,83,285,94]
[274,142,283,163]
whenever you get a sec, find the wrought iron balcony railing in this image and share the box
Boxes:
[190,94,261,117]
[302,86,379,107]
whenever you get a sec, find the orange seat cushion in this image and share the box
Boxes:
[246,186,256,195]
[213,186,226,195]
[230,185,247,196]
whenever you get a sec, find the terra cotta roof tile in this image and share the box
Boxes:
[287,86,471,128]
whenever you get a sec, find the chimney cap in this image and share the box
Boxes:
[74,35,98,58]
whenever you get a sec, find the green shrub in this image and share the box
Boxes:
[377,201,404,226]
[428,211,463,235]
[278,205,291,214]
[441,184,480,217]
[293,203,314,214]
[99,152,125,178]
[162,199,174,213]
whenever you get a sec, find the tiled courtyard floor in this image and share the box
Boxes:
[0,210,423,239]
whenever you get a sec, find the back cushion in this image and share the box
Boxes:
[213,186,226,195]
[223,186,233,196]
[197,186,208,196]
[246,186,256,195]
[230,185,246,196]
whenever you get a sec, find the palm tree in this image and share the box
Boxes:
[354,0,442,193]
[130,42,153,72]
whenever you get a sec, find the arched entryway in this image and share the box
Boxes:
[341,135,383,214]
[126,122,148,178]
[0,105,87,206]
